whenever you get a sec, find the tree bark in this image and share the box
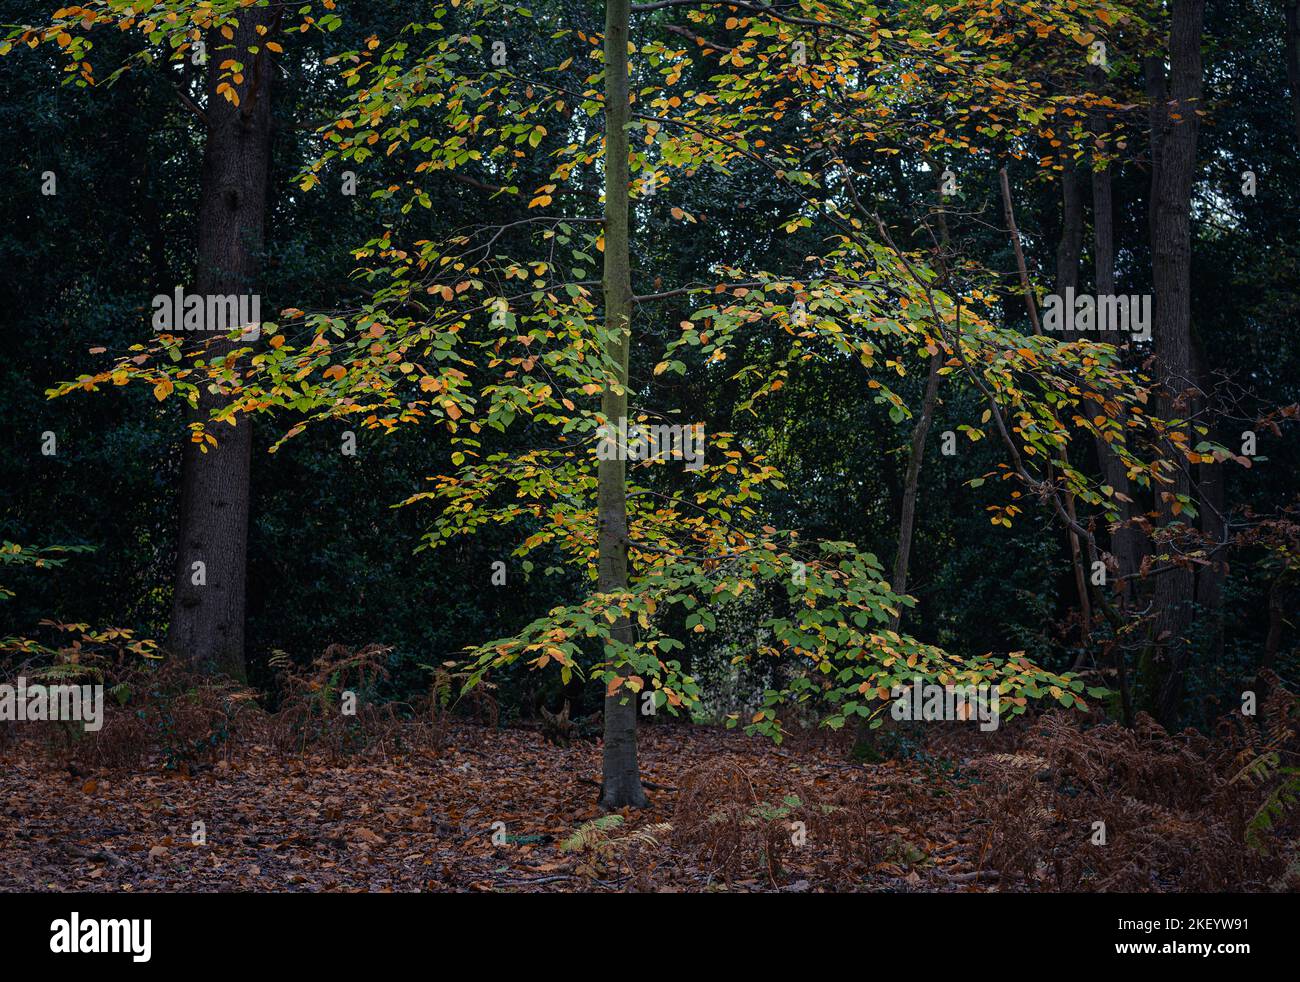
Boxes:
[999,165,1041,335]
[168,9,276,680]
[887,169,950,627]
[1000,164,1091,641]
[1089,130,1143,597]
[598,0,647,810]
[1192,341,1225,660]
[1259,573,1295,682]
[1055,158,1086,298]
[851,171,944,759]
[1286,1,1300,144]
[1052,159,1093,642]
[890,353,941,627]
[1146,0,1206,728]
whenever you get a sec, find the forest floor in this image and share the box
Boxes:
[0,721,1008,893]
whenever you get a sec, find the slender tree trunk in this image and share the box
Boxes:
[1071,137,1141,724]
[851,172,943,759]
[888,169,950,626]
[851,350,938,758]
[1286,1,1300,144]
[1259,573,1294,682]
[890,353,941,628]
[1146,0,1206,728]
[1090,157,1143,596]
[1052,160,1093,642]
[999,165,1041,334]
[1192,341,1225,660]
[168,10,275,679]
[1055,158,1086,297]
[598,0,646,810]
[1000,164,1091,640]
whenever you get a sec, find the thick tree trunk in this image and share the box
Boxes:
[598,0,647,810]
[1146,0,1206,728]
[168,10,275,680]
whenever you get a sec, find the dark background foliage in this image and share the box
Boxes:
[1,0,1296,727]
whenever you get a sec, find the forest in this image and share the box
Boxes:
[0,0,1298,909]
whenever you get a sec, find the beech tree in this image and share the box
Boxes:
[5,0,347,677]
[1144,0,1208,725]
[47,0,1192,800]
[597,0,644,807]
[20,0,1259,801]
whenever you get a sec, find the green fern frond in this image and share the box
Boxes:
[24,663,103,684]
[1247,767,1300,853]
[624,822,673,849]
[1230,750,1279,787]
[560,814,624,852]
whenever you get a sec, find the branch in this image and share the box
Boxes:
[448,170,600,202]
[631,1,877,45]
[999,165,1042,335]
[172,83,208,128]
[664,23,731,53]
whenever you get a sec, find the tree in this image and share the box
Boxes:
[2,1,337,678]
[1286,0,1300,144]
[1088,92,1144,601]
[29,0,1196,800]
[1144,0,1207,726]
[168,4,278,679]
[596,0,646,809]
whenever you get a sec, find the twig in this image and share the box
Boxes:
[61,842,126,867]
